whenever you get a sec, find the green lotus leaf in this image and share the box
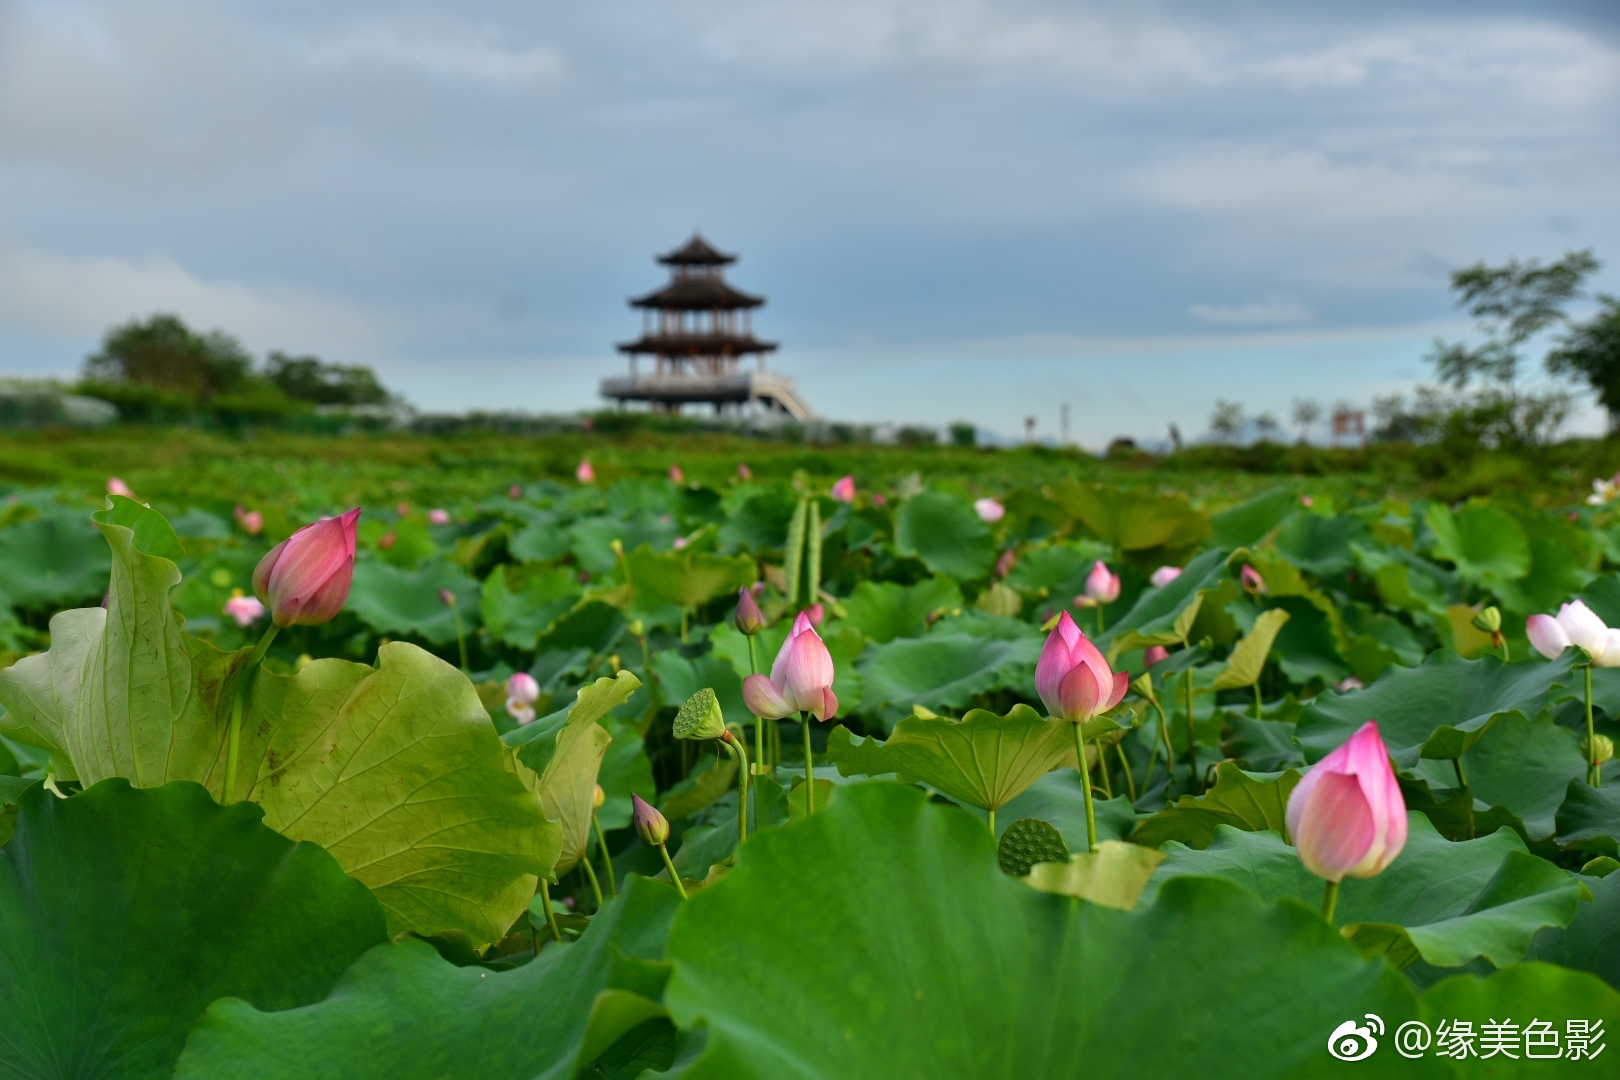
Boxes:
[857,633,1040,722]
[1048,479,1211,553]
[479,563,580,650]
[1420,962,1620,1058]
[0,507,112,609]
[1099,545,1228,656]
[1424,500,1531,584]
[1556,777,1620,856]
[1526,864,1620,990]
[1212,607,1291,690]
[1295,649,1578,767]
[825,705,1075,813]
[892,490,995,580]
[174,876,683,1080]
[508,513,572,562]
[1024,840,1166,910]
[662,782,1425,1079]
[0,774,34,845]
[840,576,963,644]
[1132,761,1301,850]
[624,543,755,608]
[345,556,480,645]
[1491,513,1596,616]
[1143,816,1582,970]
[990,771,1138,852]
[1431,712,1589,841]
[1003,540,1112,597]
[569,512,677,574]
[1271,513,1369,576]
[0,778,385,1080]
[1209,486,1299,549]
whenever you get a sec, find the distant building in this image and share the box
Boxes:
[601,235,813,421]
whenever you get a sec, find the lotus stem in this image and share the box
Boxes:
[1321,880,1340,924]
[1453,757,1467,788]
[579,853,604,910]
[747,635,766,770]
[1117,741,1137,802]
[1184,669,1200,796]
[538,878,562,942]
[657,841,688,900]
[1096,607,1105,636]
[987,806,996,836]
[801,713,815,815]
[680,607,690,644]
[591,810,617,897]
[1098,743,1113,799]
[722,733,749,844]
[1253,682,1263,719]
[450,603,469,673]
[1074,722,1097,853]
[222,624,279,805]
[1586,663,1599,786]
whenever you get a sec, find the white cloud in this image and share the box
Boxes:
[1188,296,1314,326]
[307,27,562,84]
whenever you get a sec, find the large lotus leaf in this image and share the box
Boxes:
[536,599,625,654]
[1271,513,1369,577]
[1132,762,1301,850]
[1209,486,1299,549]
[1556,778,1620,856]
[824,706,1075,812]
[892,490,995,580]
[1143,816,1582,970]
[345,557,480,645]
[1212,607,1291,690]
[570,512,678,574]
[1526,864,1620,989]
[0,497,230,786]
[238,643,560,944]
[479,563,580,650]
[651,650,750,729]
[1442,712,1587,841]
[1098,545,1228,656]
[1003,540,1112,597]
[175,876,683,1080]
[625,543,755,608]
[718,488,798,552]
[662,782,1429,1079]
[0,775,34,845]
[1295,650,1578,767]
[1048,479,1211,553]
[508,514,573,563]
[1421,963,1620,1068]
[1578,571,1620,626]
[0,509,112,609]
[1423,500,1531,584]
[1263,594,1351,686]
[0,778,386,1080]
[857,633,1040,718]
[1222,713,1307,772]
[991,771,1138,851]
[840,577,963,644]
[522,673,639,877]
[1492,513,1595,617]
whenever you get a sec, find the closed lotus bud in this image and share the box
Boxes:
[252,508,361,628]
[830,475,856,503]
[506,671,540,704]
[674,687,727,741]
[428,508,451,525]
[1471,606,1502,634]
[593,783,606,809]
[631,793,669,847]
[1150,565,1182,588]
[223,594,267,628]
[576,459,595,483]
[1286,721,1407,884]
[1143,645,1169,667]
[743,611,838,721]
[995,548,1017,579]
[1583,733,1615,766]
[974,498,1005,523]
[734,586,767,635]
[438,588,456,607]
[1241,564,1267,595]
[107,477,134,498]
[510,484,523,499]
[669,464,684,484]
[378,532,396,550]
[737,462,752,479]
[1074,561,1120,609]
[1035,612,1129,722]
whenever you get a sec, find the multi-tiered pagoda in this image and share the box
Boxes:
[601,235,812,420]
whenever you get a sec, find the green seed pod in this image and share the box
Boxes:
[674,687,726,741]
[996,818,1069,878]
[1471,606,1502,634]
[1130,672,1157,703]
[1583,733,1615,766]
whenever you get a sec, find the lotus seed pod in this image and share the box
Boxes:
[996,818,1069,878]
[1583,733,1615,766]
[1130,672,1157,702]
[1471,606,1502,634]
[674,687,727,741]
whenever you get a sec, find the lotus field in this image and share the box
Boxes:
[3,459,1620,1079]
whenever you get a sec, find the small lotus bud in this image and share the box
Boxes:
[252,508,361,628]
[674,687,727,741]
[428,508,451,525]
[1130,671,1157,702]
[397,502,410,516]
[107,477,135,498]
[378,532,397,550]
[1150,565,1182,588]
[1240,564,1267,595]
[994,548,1017,579]
[1143,645,1169,667]
[669,464,684,483]
[1471,606,1502,634]
[974,498,1005,523]
[438,588,456,607]
[506,672,540,704]
[631,793,669,847]
[734,586,767,635]
[593,783,606,809]
[831,475,855,503]
[737,462,752,479]
[1584,733,1615,766]
[509,484,523,499]
[576,459,595,483]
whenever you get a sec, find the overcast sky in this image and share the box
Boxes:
[1,0,1616,443]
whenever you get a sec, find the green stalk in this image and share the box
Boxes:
[1586,663,1599,786]
[987,806,996,836]
[657,842,688,900]
[680,607,690,645]
[1498,638,1510,663]
[1095,606,1105,636]
[747,635,765,770]
[538,878,562,943]
[1184,669,1200,796]
[1252,682,1263,719]
[1073,722,1097,853]
[579,855,604,910]
[1117,741,1137,803]
[723,734,749,845]
[1321,880,1340,924]
[450,603,469,673]
[1453,757,1467,788]
[591,811,617,897]
[1098,743,1113,799]
[801,714,815,815]
[223,624,280,804]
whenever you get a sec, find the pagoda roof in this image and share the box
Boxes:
[658,235,736,266]
[631,276,764,311]
[618,333,777,356]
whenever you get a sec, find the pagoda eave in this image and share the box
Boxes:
[617,336,777,357]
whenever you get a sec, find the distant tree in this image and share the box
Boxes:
[1291,398,1321,444]
[84,314,253,401]
[948,421,976,448]
[1255,412,1280,441]
[1547,295,1620,433]
[267,352,393,407]
[1209,400,1243,443]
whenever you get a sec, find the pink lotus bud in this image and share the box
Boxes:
[438,588,456,607]
[1241,564,1266,595]
[974,498,1005,523]
[830,475,856,503]
[1150,565,1182,588]
[995,548,1017,579]
[1143,645,1169,667]
[236,509,264,535]
[1555,600,1612,663]
[1286,720,1407,883]
[669,464,684,484]
[1086,561,1120,605]
[576,460,595,484]
[428,508,451,525]
[506,671,540,703]
[1035,611,1128,722]
[251,508,361,628]
[223,594,267,628]
[742,611,838,720]
[509,484,523,499]
[872,493,887,507]
[1301,495,1314,508]
[734,587,767,635]
[107,477,134,498]
[673,535,689,550]
[378,532,396,550]
[737,462,752,479]
[505,698,537,725]
[804,603,824,627]
[1336,676,1364,693]
[631,793,670,846]
[396,502,410,516]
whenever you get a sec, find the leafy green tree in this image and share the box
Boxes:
[1547,295,1620,433]
[267,352,394,407]
[83,315,253,402]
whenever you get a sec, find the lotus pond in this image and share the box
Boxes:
[0,452,1617,1079]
